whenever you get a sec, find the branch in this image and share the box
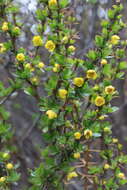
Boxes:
[21,112,42,141]
[0,89,16,105]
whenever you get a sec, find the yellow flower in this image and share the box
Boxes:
[0,43,6,53]
[73,77,84,87]
[6,163,14,170]
[46,110,57,119]
[102,180,106,185]
[84,129,93,139]
[13,26,20,35]
[2,152,10,159]
[16,53,25,62]
[24,63,32,69]
[118,143,122,150]
[30,77,39,85]
[30,67,35,72]
[68,45,76,52]
[45,40,55,52]
[2,22,9,31]
[112,138,118,143]
[73,152,80,159]
[52,67,59,73]
[32,36,43,47]
[55,64,60,68]
[48,0,57,7]
[62,36,68,44]
[86,70,97,80]
[53,64,60,72]
[105,85,115,94]
[53,63,60,72]
[99,115,106,120]
[67,171,78,181]
[53,67,58,72]
[104,164,110,170]
[117,173,125,179]
[103,127,111,133]
[111,35,120,45]
[24,63,35,72]
[101,59,108,65]
[37,62,45,69]
[74,132,81,140]
[0,177,6,183]
[95,96,105,107]
[58,89,68,99]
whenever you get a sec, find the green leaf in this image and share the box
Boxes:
[116,72,124,79]
[59,0,69,8]
[7,171,20,182]
[45,75,58,95]
[103,64,112,77]
[95,35,104,47]
[85,0,97,3]
[87,50,97,60]
[119,179,127,185]
[88,166,102,174]
[24,87,36,96]
[119,61,127,69]
[0,107,10,120]
[107,106,119,113]
[108,9,115,19]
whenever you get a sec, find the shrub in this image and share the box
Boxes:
[0,0,127,189]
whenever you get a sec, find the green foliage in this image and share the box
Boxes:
[85,0,97,4]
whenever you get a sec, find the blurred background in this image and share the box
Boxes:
[1,0,127,189]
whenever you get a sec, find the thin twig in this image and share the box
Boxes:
[21,112,42,141]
